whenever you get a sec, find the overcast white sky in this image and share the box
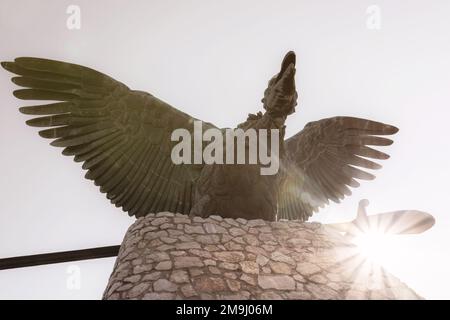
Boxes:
[1,0,450,299]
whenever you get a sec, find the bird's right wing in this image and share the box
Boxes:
[2,57,216,217]
[278,117,398,221]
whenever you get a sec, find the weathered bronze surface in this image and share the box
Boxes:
[2,51,398,221]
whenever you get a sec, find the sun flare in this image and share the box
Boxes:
[352,231,397,264]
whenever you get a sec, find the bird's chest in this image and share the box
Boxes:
[191,164,281,220]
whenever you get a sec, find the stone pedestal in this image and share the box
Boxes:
[103,212,421,300]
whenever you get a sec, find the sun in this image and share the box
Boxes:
[352,230,397,264]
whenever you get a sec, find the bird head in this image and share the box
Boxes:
[262,51,298,118]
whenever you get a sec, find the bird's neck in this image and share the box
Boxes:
[267,113,287,129]
[237,111,287,132]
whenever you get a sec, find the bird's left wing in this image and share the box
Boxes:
[277,116,398,221]
[2,57,216,217]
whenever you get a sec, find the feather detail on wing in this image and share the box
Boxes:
[2,57,216,217]
[278,116,398,221]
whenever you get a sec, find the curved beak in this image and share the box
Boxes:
[262,51,298,116]
[276,51,296,93]
[279,51,296,77]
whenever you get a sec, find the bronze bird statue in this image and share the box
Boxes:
[1,51,398,222]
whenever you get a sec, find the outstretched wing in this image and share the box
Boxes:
[278,117,398,221]
[2,57,215,217]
